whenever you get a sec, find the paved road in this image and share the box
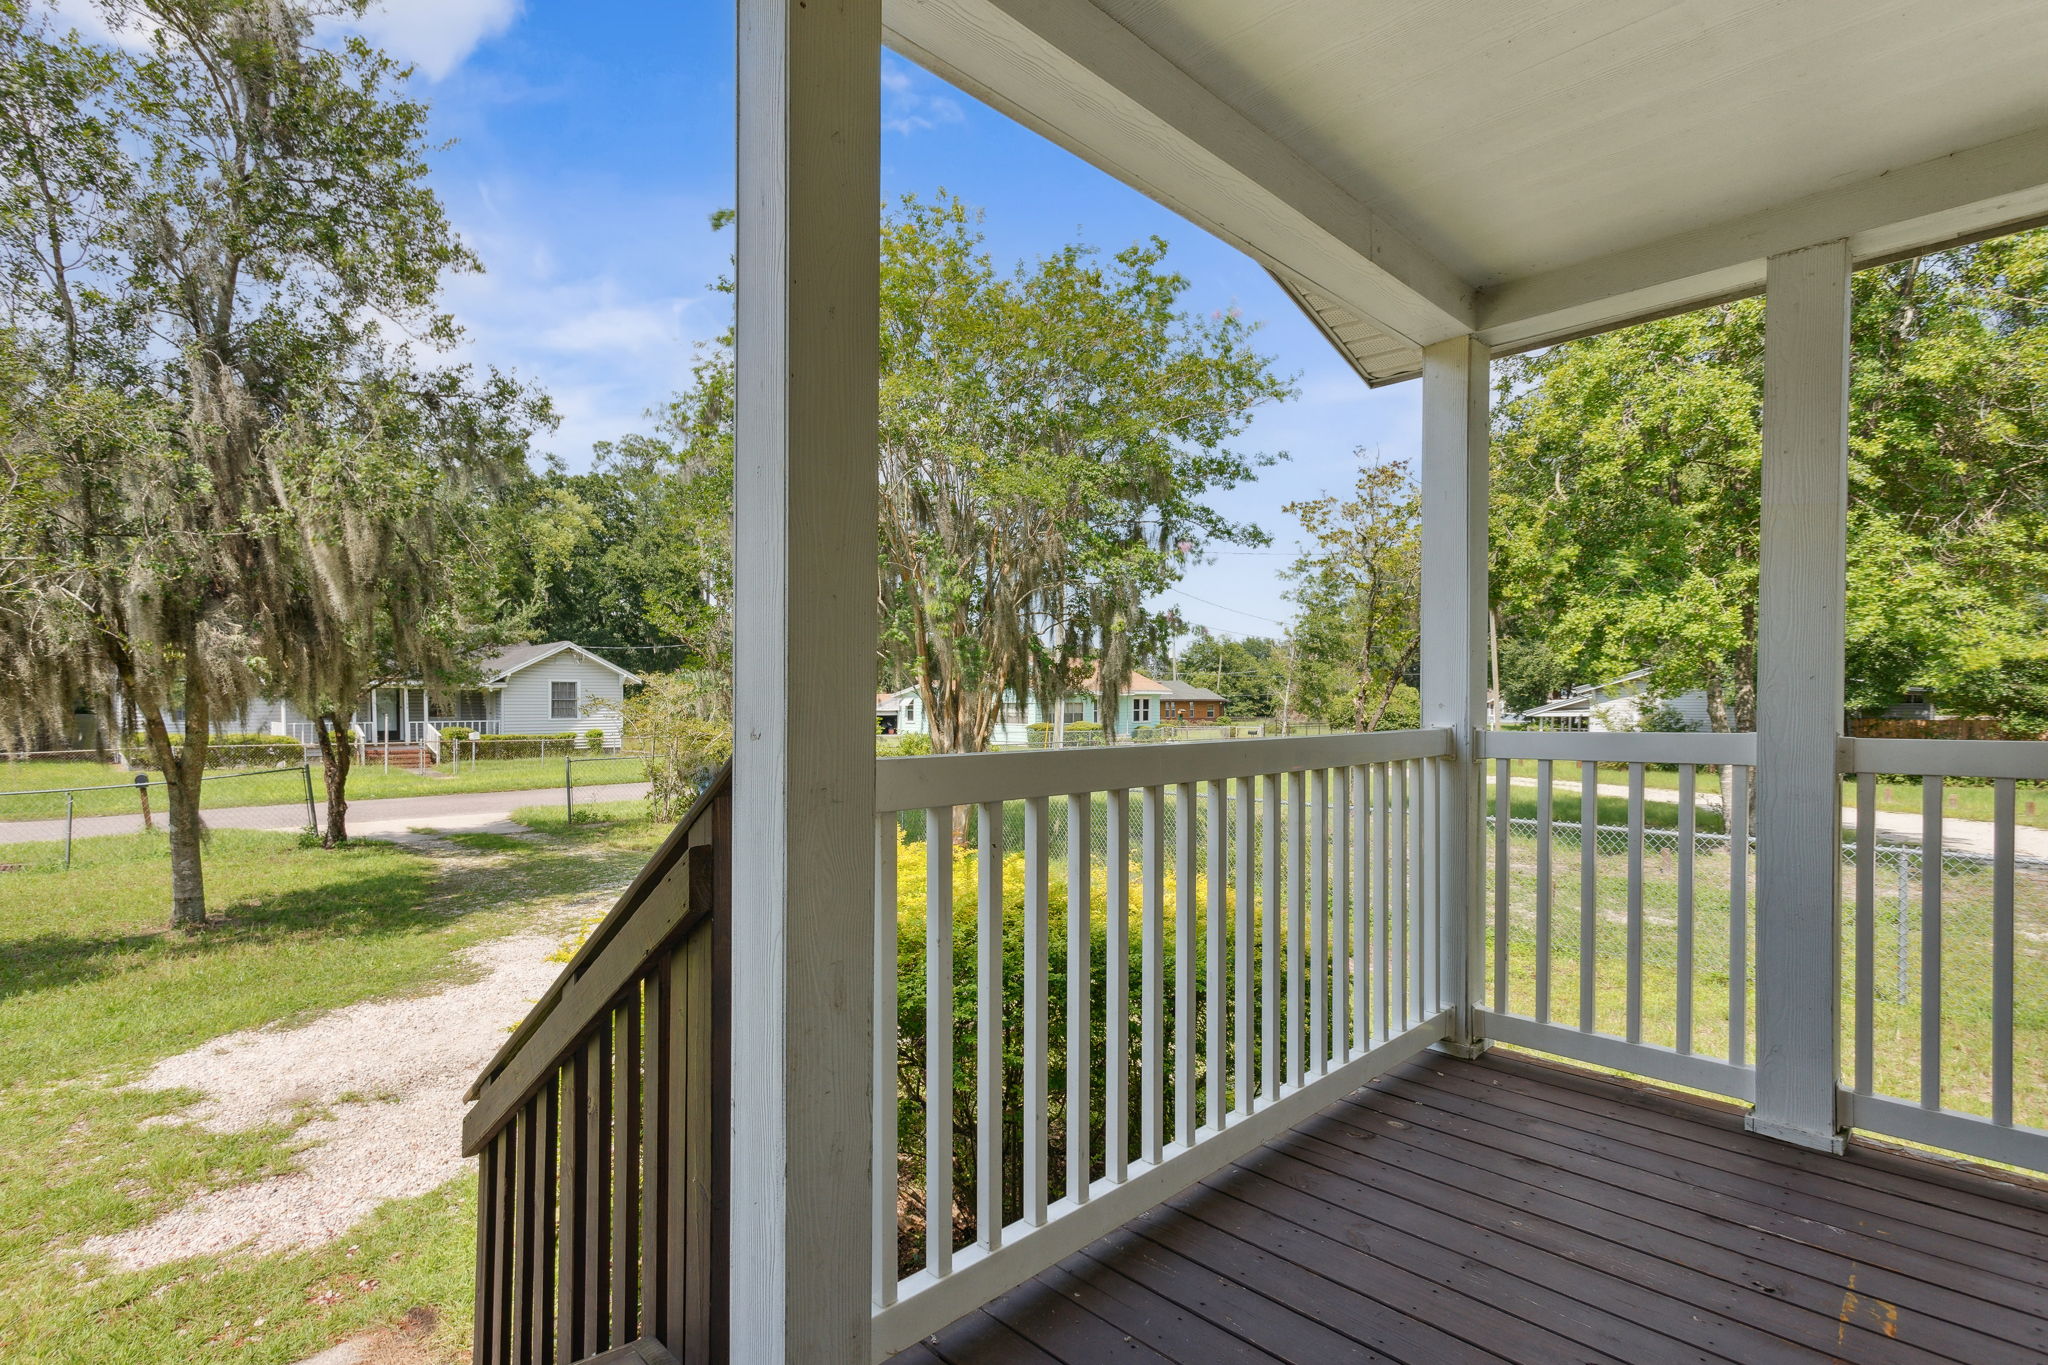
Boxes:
[0,782,652,843]
[1507,774,2048,860]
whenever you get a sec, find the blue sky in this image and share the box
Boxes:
[55,0,1423,644]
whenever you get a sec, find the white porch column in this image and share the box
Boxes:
[1750,239,1852,1152]
[1420,335,1491,1052]
[732,0,879,1359]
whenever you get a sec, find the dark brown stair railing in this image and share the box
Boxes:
[464,767,729,1365]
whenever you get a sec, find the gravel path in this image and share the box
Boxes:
[81,911,597,1271]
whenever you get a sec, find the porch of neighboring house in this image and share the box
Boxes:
[461,3,2048,1364]
[269,685,499,770]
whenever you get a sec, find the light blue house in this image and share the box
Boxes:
[885,670,1175,745]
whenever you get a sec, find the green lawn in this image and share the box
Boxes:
[0,805,667,1363]
[1504,757,2048,829]
[0,754,649,822]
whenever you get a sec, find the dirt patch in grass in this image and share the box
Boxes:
[80,905,597,1271]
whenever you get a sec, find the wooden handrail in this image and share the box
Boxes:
[467,764,730,1365]
[466,765,731,1120]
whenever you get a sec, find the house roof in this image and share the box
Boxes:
[1157,679,1225,702]
[479,641,641,686]
[1521,668,1654,716]
[876,691,903,713]
[1075,668,1170,696]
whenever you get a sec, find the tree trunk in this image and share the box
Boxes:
[142,708,208,929]
[314,711,352,846]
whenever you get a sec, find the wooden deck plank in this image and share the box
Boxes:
[1127,1198,1511,1364]
[1364,1066,2048,1294]
[1272,1124,1977,1365]
[1086,1223,1402,1364]
[1035,1258,1287,1364]
[1333,1085,2048,1353]
[1292,1094,2048,1359]
[1176,1176,1632,1365]
[892,1052,2048,1365]
[1443,1055,2048,1256]
[1478,1050,2048,1230]
[1252,1136,1786,1365]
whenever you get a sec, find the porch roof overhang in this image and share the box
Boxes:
[884,0,2048,380]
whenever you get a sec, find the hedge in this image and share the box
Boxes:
[121,732,304,769]
[439,731,583,762]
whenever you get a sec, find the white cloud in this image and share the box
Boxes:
[882,55,965,135]
[540,303,684,355]
[349,0,521,82]
[39,0,517,79]
[38,0,154,48]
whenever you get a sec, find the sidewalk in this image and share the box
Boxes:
[1507,774,2048,860]
[0,782,651,843]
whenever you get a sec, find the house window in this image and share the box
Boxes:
[1132,697,1153,723]
[1062,698,1085,724]
[551,680,578,720]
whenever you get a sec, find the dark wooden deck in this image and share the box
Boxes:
[889,1051,2048,1365]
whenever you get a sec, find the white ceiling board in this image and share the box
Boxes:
[889,0,2048,365]
[1095,0,2048,283]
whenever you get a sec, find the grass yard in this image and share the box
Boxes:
[0,754,649,822]
[1504,756,2048,829]
[0,804,667,1363]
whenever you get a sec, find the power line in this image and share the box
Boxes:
[1161,586,1292,627]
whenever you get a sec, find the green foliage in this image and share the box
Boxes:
[874,194,1293,752]
[119,733,302,769]
[877,732,934,757]
[1493,232,2048,734]
[619,671,730,820]
[1177,633,1288,718]
[1285,457,1420,731]
[585,728,606,749]
[1066,721,1103,733]
[0,0,548,917]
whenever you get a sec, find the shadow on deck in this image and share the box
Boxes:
[889,1052,2048,1365]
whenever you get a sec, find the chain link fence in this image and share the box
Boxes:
[562,754,655,822]
[0,765,320,872]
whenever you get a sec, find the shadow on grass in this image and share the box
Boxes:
[0,853,443,1008]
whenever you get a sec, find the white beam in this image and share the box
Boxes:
[882,0,1475,348]
[1749,239,1851,1154]
[1419,336,1490,1053]
[731,0,879,1358]
[1478,124,2048,354]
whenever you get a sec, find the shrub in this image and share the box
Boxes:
[446,732,584,761]
[121,732,303,769]
[1066,721,1102,733]
[877,732,934,757]
[585,728,606,750]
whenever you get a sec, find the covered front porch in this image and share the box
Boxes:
[461,1,2048,1361]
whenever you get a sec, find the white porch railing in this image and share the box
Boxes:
[1479,729,2048,1175]
[1841,737,2048,1172]
[868,727,1455,1357]
[1475,729,1760,1101]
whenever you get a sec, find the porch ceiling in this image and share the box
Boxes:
[885,0,2048,378]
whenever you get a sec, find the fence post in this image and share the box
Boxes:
[135,772,153,833]
[65,791,74,871]
[564,754,574,825]
[302,764,318,834]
